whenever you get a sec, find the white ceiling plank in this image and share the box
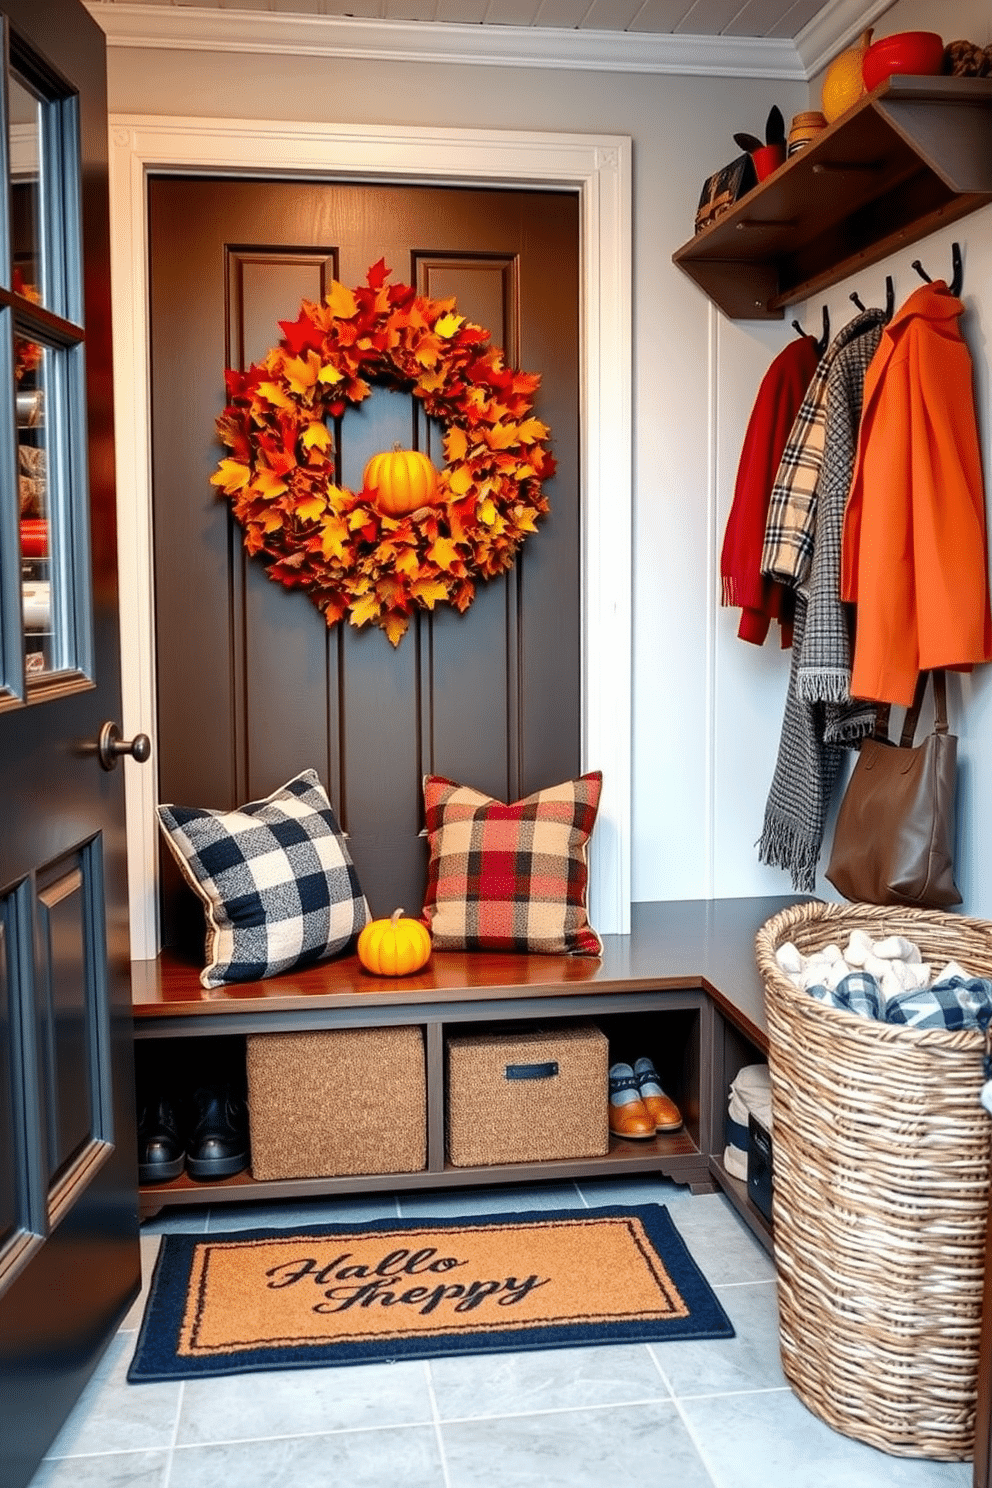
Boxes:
[533,0,593,25]
[384,1,441,19]
[319,0,386,17]
[269,0,325,14]
[721,0,793,37]
[436,0,491,18]
[480,0,544,23]
[765,0,832,37]
[580,0,651,30]
[626,1,701,35]
[674,0,754,33]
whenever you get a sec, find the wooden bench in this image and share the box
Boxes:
[132,895,803,1246]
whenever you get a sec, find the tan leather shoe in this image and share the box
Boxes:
[634,1057,683,1132]
[608,1062,656,1140]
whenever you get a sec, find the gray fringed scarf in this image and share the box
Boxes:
[757,591,848,891]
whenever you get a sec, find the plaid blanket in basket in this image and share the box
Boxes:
[808,971,992,1031]
[807,972,992,1114]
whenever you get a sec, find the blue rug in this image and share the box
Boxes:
[128,1203,734,1382]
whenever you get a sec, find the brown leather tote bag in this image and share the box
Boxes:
[825,669,962,908]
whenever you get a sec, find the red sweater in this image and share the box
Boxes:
[720,335,820,646]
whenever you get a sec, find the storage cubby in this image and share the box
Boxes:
[594,1007,702,1152]
[132,897,801,1251]
[707,1015,772,1247]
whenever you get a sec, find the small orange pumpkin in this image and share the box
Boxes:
[357,908,432,977]
[363,446,439,517]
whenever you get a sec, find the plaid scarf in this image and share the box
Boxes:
[795,324,882,733]
[761,309,886,586]
[758,320,883,889]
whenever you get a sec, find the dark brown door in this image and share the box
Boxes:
[0,5,141,1487]
[149,178,580,941]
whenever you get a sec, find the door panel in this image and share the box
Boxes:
[0,4,139,1485]
[36,842,109,1189]
[0,902,18,1250]
[414,251,520,803]
[150,178,580,939]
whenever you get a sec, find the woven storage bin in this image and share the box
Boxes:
[246,1026,426,1180]
[446,1022,608,1167]
[755,901,992,1461]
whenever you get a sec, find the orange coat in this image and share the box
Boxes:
[841,281,992,705]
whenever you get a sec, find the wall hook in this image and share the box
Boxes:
[850,291,866,311]
[912,242,963,296]
[884,275,894,322]
[792,304,830,356]
[817,304,830,355]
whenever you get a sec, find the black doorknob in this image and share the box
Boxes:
[97,721,152,771]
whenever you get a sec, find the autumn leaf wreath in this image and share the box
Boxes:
[211,259,556,645]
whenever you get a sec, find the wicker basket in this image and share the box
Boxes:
[246,1026,426,1180]
[755,901,992,1461]
[446,1022,608,1167]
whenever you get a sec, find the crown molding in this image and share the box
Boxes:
[85,3,805,79]
[795,0,897,78]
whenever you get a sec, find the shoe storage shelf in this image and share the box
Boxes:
[672,75,992,320]
[132,896,803,1252]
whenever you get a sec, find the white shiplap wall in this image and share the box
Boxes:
[101,5,992,918]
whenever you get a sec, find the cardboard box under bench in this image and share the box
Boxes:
[245,1026,426,1181]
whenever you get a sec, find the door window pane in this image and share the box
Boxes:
[1,49,88,694]
[17,335,50,674]
[8,70,43,306]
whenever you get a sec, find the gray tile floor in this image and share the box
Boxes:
[35,1175,973,1488]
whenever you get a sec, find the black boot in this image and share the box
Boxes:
[186,1086,250,1181]
[137,1094,185,1184]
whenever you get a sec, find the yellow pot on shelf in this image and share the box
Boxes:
[821,28,873,123]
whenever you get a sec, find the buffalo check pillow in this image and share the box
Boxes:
[157,769,369,989]
[421,771,603,956]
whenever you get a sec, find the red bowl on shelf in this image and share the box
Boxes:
[862,31,944,92]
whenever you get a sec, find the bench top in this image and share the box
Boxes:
[131,896,806,1050]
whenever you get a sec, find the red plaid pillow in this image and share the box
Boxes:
[421,772,602,956]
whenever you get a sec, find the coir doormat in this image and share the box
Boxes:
[128,1204,733,1382]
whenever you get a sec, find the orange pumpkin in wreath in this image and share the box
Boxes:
[363,446,440,518]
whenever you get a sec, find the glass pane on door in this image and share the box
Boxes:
[17,333,50,674]
[7,69,42,305]
[2,51,89,689]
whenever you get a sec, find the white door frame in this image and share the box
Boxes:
[108,115,632,958]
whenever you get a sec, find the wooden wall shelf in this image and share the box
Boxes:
[672,75,992,320]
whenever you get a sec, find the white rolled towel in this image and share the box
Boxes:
[844,929,874,967]
[873,935,922,964]
[776,942,804,977]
